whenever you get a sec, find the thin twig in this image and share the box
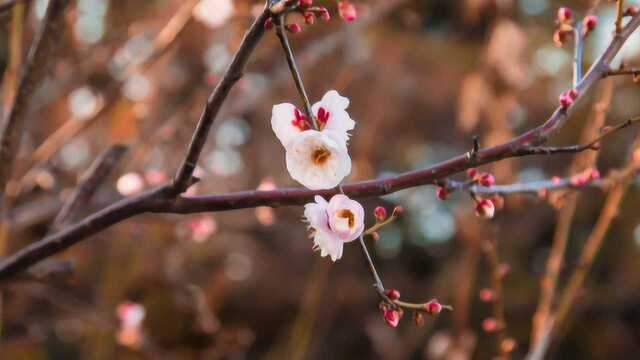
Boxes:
[52,144,129,230]
[0,0,70,206]
[172,5,270,193]
[573,23,584,87]
[274,14,317,129]
[616,0,625,34]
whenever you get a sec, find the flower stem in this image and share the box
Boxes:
[274,14,317,129]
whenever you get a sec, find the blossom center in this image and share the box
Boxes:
[312,146,331,165]
[337,209,355,228]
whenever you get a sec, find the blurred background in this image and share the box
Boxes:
[1,0,640,358]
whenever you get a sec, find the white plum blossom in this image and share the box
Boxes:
[304,194,365,261]
[286,130,351,190]
[271,90,355,190]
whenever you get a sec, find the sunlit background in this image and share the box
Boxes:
[1,0,640,358]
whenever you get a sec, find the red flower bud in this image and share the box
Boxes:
[583,15,598,34]
[300,0,313,7]
[374,206,387,222]
[338,0,357,22]
[557,7,572,22]
[286,23,302,33]
[475,199,495,219]
[479,173,496,187]
[385,288,401,300]
[436,186,448,200]
[466,167,478,178]
[625,5,639,17]
[383,308,400,328]
[424,299,443,315]
[559,92,573,108]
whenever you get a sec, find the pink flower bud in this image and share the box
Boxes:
[479,288,494,302]
[625,5,639,17]
[557,7,572,22]
[374,206,388,222]
[466,167,478,178]
[436,186,448,200]
[551,176,561,184]
[385,288,401,300]
[286,22,302,33]
[300,0,313,7]
[338,0,357,22]
[559,92,573,108]
[424,299,443,315]
[383,308,401,328]
[264,17,274,30]
[475,199,495,219]
[304,12,315,25]
[318,7,331,21]
[479,173,496,187]
[497,263,511,278]
[482,317,498,332]
[583,15,598,33]
[588,168,600,180]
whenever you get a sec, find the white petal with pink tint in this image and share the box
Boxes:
[285,130,351,190]
[271,103,304,149]
[311,90,355,143]
[304,194,364,262]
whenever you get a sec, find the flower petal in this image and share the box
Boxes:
[271,103,302,149]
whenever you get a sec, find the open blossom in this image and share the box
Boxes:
[272,90,355,189]
[304,194,364,261]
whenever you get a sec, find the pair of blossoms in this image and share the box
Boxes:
[271,90,364,261]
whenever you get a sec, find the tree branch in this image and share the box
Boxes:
[0,13,639,284]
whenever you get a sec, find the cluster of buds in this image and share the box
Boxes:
[367,205,402,240]
[569,167,600,186]
[265,0,352,33]
[559,88,579,108]
[379,294,447,328]
[552,7,598,46]
[553,7,574,47]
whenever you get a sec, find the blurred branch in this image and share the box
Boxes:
[0,12,639,283]
[572,24,584,88]
[52,144,129,230]
[0,0,28,14]
[481,237,510,359]
[603,68,640,77]
[0,0,70,207]
[527,136,640,360]
[530,80,613,347]
[172,4,270,193]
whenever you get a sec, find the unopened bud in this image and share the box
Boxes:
[475,199,495,219]
[583,15,598,35]
[264,17,274,30]
[559,92,573,108]
[625,6,639,17]
[553,29,568,47]
[551,176,561,184]
[338,1,357,22]
[318,7,331,21]
[269,1,286,14]
[385,288,401,300]
[382,308,401,328]
[568,88,579,99]
[424,299,443,315]
[286,23,302,33]
[374,206,388,222]
[479,173,496,187]
[466,167,478,178]
[557,7,572,22]
[300,0,313,7]
[436,186,448,200]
